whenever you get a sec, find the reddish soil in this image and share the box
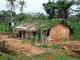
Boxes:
[0,34,44,56]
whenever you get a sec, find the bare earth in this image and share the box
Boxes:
[0,34,44,56]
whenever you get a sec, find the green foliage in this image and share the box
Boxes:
[31,36,36,42]
[0,10,16,17]
[0,23,10,32]
[43,0,74,19]
[0,41,7,49]
[73,7,80,20]
[62,38,67,43]
[0,52,79,60]
[22,39,28,44]
[38,18,64,31]
[67,21,80,40]
[39,44,49,48]
[19,0,26,14]
[53,55,80,60]
[0,54,30,60]
[53,43,59,49]
[0,18,21,33]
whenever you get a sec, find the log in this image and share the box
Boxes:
[64,41,80,57]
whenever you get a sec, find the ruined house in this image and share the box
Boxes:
[16,23,39,39]
[16,21,72,42]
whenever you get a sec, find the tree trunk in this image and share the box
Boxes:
[57,8,68,20]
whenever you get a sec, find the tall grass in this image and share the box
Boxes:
[0,19,21,33]
[0,23,10,33]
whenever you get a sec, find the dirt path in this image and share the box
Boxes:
[0,34,44,56]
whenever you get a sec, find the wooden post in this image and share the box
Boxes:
[22,31,24,39]
[36,33,38,42]
[46,31,48,44]
[41,31,44,44]
[21,31,25,40]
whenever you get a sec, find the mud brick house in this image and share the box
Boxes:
[49,23,71,41]
[16,21,72,42]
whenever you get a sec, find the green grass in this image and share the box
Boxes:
[39,44,49,48]
[53,55,80,60]
[0,20,20,33]
[0,53,30,60]
[0,23,10,32]
[22,39,28,44]
[52,43,60,49]
[0,54,79,60]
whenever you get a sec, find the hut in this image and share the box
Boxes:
[44,23,72,42]
[16,21,72,42]
[16,23,39,39]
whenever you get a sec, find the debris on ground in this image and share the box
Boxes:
[0,34,44,56]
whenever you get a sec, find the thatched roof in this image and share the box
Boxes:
[16,23,40,32]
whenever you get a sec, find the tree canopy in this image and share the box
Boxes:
[43,0,77,19]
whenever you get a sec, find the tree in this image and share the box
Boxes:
[32,13,47,19]
[19,0,26,14]
[0,10,16,17]
[43,1,57,19]
[6,0,16,17]
[43,0,75,19]
[75,5,80,15]
[72,6,80,21]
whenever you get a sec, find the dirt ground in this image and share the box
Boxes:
[0,33,44,56]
